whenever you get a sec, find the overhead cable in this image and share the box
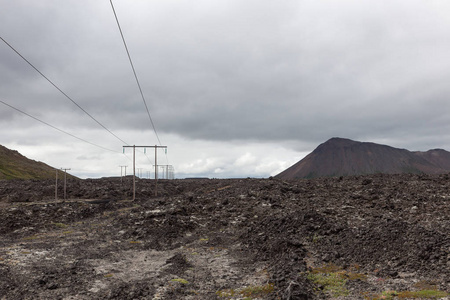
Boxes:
[0,99,119,153]
[109,0,162,146]
[0,36,129,146]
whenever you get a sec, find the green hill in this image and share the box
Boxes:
[0,145,77,180]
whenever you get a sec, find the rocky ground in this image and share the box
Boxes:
[0,174,449,299]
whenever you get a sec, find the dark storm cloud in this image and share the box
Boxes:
[142,0,450,150]
[2,0,450,178]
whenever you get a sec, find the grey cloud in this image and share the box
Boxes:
[2,0,450,179]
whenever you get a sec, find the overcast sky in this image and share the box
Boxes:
[1,0,450,179]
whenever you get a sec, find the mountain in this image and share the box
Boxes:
[276,137,450,179]
[0,145,77,180]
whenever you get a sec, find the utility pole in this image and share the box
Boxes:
[119,165,127,182]
[156,165,173,180]
[55,169,58,201]
[153,165,159,180]
[137,168,143,178]
[123,145,167,199]
[169,165,175,179]
[155,146,158,182]
[61,168,71,200]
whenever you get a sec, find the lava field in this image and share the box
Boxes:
[0,174,449,299]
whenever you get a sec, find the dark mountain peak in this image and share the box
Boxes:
[276,138,450,179]
[323,137,358,146]
[315,138,341,149]
[320,137,393,150]
[316,137,368,151]
[414,148,450,170]
[423,148,447,153]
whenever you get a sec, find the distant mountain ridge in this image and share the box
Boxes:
[276,137,450,179]
[0,145,77,180]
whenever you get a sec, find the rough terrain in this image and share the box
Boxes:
[0,174,449,299]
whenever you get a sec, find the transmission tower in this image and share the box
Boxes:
[123,145,167,199]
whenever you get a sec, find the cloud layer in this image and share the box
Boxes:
[2,0,450,178]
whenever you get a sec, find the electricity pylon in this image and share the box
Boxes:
[61,168,71,200]
[123,145,167,199]
[119,165,127,182]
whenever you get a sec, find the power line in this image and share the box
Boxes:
[109,1,172,169]
[143,151,154,165]
[109,0,162,146]
[0,35,129,146]
[0,99,119,153]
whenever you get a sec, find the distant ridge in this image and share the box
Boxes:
[276,137,450,179]
[0,145,77,180]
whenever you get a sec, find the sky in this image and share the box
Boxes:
[1,0,450,179]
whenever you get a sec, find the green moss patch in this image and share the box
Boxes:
[216,283,275,299]
[171,278,189,284]
[51,222,68,228]
[364,288,448,299]
[307,263,368,297]
[307,272,349,297]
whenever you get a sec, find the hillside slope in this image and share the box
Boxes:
[0,145,76,180]
[276,137,450,179]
